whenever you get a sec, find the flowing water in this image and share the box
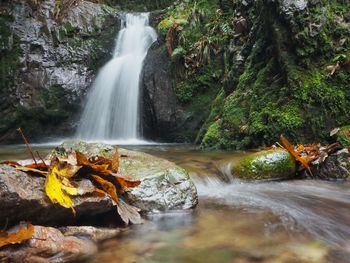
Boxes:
[76,13,157,141]
[1,145,349,262]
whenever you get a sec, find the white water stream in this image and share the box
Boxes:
[77,13,157,142]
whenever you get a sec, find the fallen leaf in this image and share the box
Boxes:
[45,165,76,215]
[280,134,313,176]
[111,147,119,173]
[117,199,142,225]
[91,175,119,204]
[113,173,141,190]
[16,166,48,176]
[330,127,340,137]
[0,223,34,248]
[25,162,48,170]
[0,161,21,167]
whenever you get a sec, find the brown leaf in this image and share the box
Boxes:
[0,161,21,167]
[113,173,141,189]
[117,200,142,225]
[280,134,313,176]
[76,151,111,175]
[0,223,34,248]
[16,166,48,176]
[91,175,119,204]
[25,162,49,171]
[111,147,119,173]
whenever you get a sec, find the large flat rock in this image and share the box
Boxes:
[0,141,198,226]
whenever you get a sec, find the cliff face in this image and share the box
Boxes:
[0,0,118,142]
[153,0,350,148]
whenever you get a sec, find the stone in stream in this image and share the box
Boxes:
[337,125,350,147]
[231,148,297,180]
[0,225,97,263]
[0,141,198,226]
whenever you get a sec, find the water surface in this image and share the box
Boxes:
[1,144,349,262]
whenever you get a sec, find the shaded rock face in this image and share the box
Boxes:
[0,141,197,226]
[141,41,187,141]
[313,150,350,180]
[0,0,119,142]
[0,165,114,226]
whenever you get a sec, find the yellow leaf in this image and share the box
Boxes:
[45,165,76,215]
[0,223,34,248]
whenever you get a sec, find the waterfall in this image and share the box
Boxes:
[76,13,157,142]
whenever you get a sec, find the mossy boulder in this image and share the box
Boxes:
[231,148,296,180]
[53,141,198,212]
[337,125,350,147]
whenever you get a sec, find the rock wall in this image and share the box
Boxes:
[153,0,350,148]
[0,0,119,142]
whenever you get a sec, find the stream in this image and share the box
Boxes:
[0,144,349,263]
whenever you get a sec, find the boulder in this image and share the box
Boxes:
[0,141,198,226]
[313,149,350,180]
[231,148,296,180]
[54,141,198,212]
[0,225,97,263]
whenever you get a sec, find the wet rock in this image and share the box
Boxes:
[0,225,97,263]
[0,0,119,142]
[141,41,187,141]
[0,164,114,226]
[60,226,121,242]
[55,140,198,212]
[313,149,350,180]
[337,125,350,147]
[231,149,296,180]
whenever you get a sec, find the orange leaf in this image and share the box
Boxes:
[0,223,34,248]
[114,173,141,189]
[111,147,119,173]
[280,134,313,176]
[25,162,48,170]
[91,175,119,204]
[0,161,21,167]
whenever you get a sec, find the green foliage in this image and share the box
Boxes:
[199,0,350,149]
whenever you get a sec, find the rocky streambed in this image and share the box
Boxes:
[0,141,349,262]
[0,141,198,262]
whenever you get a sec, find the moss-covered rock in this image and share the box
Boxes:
[337,125,350,147]
[193,0,350,149]
[231,148,296,180]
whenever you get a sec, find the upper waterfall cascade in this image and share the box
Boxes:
[76,13,157,142]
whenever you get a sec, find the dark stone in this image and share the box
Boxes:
[0,0,119,143]
[313,150,350,180]
[141,41,187,142]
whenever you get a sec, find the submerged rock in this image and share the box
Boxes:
[0,225,97,263]
[55,140,198,212]
[60,226,122,242]
[231,148,296,180]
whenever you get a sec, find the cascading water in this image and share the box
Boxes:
[76,13,157,142]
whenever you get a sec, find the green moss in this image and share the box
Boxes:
[199,0,350,149]
[231,149,296,180]
[337,125,350,147]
